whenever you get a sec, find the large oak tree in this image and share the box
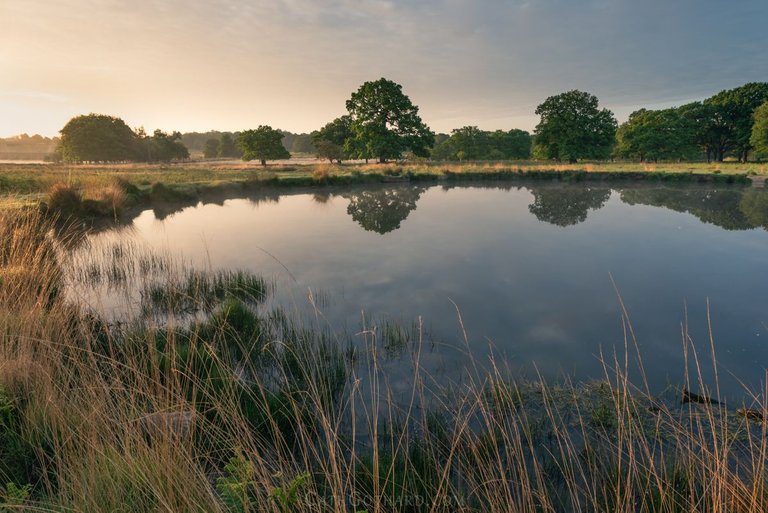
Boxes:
[345,78,434,163]
[533,91,617,163]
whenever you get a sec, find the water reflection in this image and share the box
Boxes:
[92,181,768,236]
[527,186,611,227]
[620,188,752,230]
[73,181,768,399]
[342,186,425,234]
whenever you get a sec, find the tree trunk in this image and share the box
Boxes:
[379,156,387,164]
[261,159,266,166]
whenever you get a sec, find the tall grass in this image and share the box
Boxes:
[0,208,767,511]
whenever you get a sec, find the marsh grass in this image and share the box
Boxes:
[1,209,768,511]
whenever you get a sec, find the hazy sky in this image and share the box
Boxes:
[2,0,767,137]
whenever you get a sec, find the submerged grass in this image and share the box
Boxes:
[1,208,768,511]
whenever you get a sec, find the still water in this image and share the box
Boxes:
[75,182,768,398]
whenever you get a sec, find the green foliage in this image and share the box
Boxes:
[218,133,241,158]
[216,454,257,512]
[58,114,189,163]
[704,82,768,162]
[433,126,531,161]
[0,482,31,511]
[238,126,291,166]
[534,90,617,162]
[139,129,189,162]
[615,108,699,161]
[312,116,353,163]
[203,138,220,158]
[750,101,768,158]
[345,78,434,163]
[269,472,310,512]
[59,113,138,163]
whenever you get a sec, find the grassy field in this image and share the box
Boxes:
[2,208,768,511]
[0,159,765,212]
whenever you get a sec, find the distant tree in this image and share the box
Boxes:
[750,101,768,159]
[314,140,344,163]
[447,126,490,160]
[290,134,315,154]
[704,82,768,162]
[345,78,434,163]
[59,114,138,162]
[143,130,189,162]
[533,90,617,162]
[203,138,220,158]
[615,108,698,162]
[218,133,240,158]
[430,127,531,161]
[238,125,290,166]
[312,116,352,163]
[489,129,532,159]
[430,138,454,160]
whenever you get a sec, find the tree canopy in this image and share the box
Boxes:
[58,114,189,163]
[139,129,189,162]
[237,125,290,166]
[345,78,434,163]
[703,82,768,162]
[432,126,531,161]
[750,101,768,159]
[312,116,353,163]
[59,114,139,162]
[615,108,698,162]
[533,91,617,163]
[203,138,220,158]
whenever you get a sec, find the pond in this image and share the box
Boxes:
[71,181,768,399]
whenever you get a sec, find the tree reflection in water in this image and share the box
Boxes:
[343,186,425,234]
[528,186,611,227]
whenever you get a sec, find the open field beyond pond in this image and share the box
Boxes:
[0,159,766,212]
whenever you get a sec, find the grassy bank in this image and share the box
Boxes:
[1,209,768,511]
[0,160,760,217]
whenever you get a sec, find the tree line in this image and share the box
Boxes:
[54,115,188,163]
[53,79,768,164]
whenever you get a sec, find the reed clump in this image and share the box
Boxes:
[0,208,767,512]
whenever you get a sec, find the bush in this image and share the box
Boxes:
[46,183,82,216]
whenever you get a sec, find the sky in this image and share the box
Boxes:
[2,0,767,138]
